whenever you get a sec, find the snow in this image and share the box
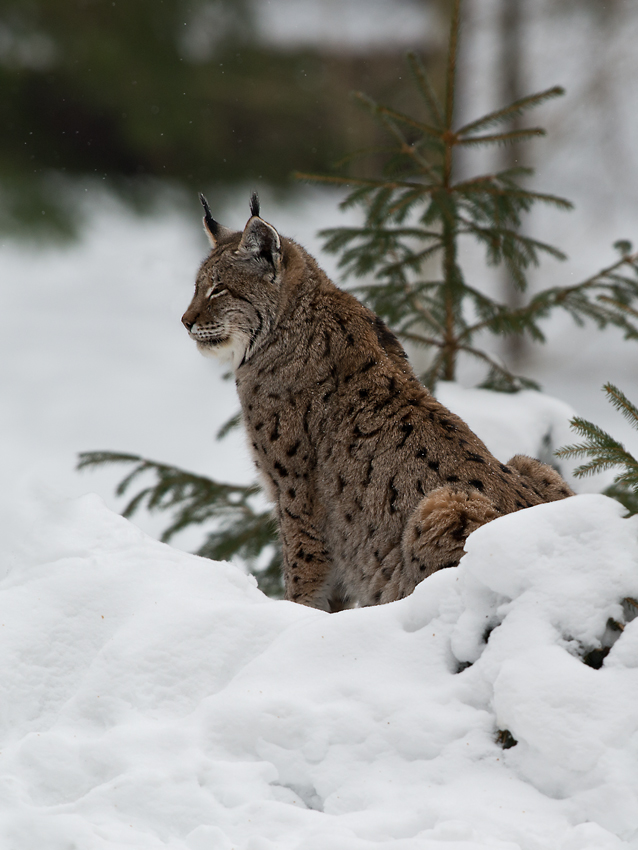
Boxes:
[3,190,638,846]
[7,192,637,850]
[2,6,638,840]
[2,490,637,848]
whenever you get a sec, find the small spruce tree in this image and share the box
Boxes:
[296,0,638,390]
[78,0,638,594]
[556,384,638,516]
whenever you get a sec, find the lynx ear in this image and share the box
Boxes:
[238,212,282,271]
[199,193,233,247]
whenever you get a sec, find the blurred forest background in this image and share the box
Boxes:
[1,0,447,236]
[2,0,638,553]
[2,0,634,238]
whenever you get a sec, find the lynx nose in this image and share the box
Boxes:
[182,313,197,332]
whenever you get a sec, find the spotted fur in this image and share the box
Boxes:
[182,196,574,611]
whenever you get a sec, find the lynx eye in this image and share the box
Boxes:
[208,289,228,300]
[204,282,227,300]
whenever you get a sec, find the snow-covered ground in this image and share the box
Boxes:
[2,487,637,848]
[2,190,638,847]
[2,4,638,845]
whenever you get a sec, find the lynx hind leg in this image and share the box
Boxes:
[401,486,501,587]
[506,454,574,501]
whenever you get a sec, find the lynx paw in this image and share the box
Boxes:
[506,455,574,501]
[401,486,501,584]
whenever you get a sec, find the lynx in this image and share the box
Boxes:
[182,194,573,611]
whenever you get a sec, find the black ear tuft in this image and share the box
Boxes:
[249,192,260,218]
[199,192,220,237]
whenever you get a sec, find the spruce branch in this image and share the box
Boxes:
[352,93,442,142]
[456,86,565,136]
[216,411,242,440]
[556,384,638,499]
[406,51,444,128]
[388,187,439,218]
[462,249,638,342]
[453,179,574,211]
[457,128,547,147]
[603,483,638,518]
[403,289,447,336]
[603,383,638,430]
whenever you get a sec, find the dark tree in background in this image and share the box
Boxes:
[2,0,632,238]
[496,0,525,364]
[0,0,447,237]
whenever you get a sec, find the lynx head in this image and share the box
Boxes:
[181,193,284,369]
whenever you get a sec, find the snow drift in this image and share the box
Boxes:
[1,490,637,849]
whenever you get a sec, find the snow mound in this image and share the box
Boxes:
[1,493,638,849]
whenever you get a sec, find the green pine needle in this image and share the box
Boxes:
[458,128,547,147]
[216,411,242,440]
[556,385,638,492]
[604,382,638,429]
[456,86,565,136]
[406,51,444,128]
